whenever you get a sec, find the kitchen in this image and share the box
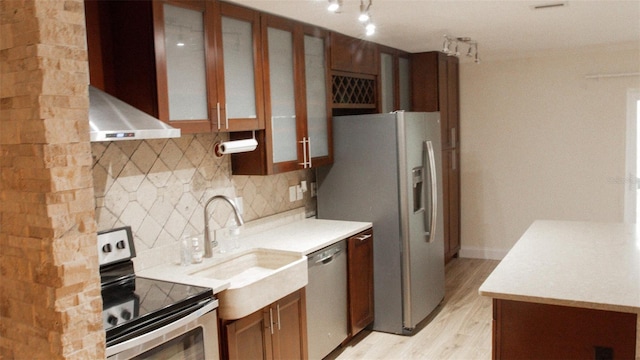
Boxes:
[1,0,639,359]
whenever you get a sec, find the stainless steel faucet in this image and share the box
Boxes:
[203,195,245,258]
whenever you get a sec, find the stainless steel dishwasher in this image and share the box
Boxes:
[306,240,348,360]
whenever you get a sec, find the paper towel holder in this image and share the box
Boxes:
[214,131,258,157]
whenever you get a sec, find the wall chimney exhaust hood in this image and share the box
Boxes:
[89,86,180,142]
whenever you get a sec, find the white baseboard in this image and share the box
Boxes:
[459,246,509,260]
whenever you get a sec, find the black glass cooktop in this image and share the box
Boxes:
[102,276,213,347]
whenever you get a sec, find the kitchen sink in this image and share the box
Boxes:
[188,248,307,320]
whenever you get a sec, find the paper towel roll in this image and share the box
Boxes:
[215,139,258,156]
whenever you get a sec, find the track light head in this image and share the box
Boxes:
[442,34,480,64]
[359,0,372,22]
[365,21,376,36]
[327,0,341,13]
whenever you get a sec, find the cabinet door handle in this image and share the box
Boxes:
[276,304,281,331]
[299,137,309,168]
[355,234,372,241]
[269,308,274,334]
[224,103,229,130]
[450,127,456,148]
[215,103,221,130]
[451,150,457,171]
[307,137,312,168]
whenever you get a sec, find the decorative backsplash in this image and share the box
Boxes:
[91,132,315,269]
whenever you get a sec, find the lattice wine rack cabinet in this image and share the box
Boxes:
[332,72,377,109]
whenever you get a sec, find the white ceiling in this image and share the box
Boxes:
[227,0,640,61]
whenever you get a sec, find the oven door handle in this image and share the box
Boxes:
[106,299,218,358]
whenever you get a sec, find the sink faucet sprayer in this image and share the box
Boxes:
[203,195,244,258]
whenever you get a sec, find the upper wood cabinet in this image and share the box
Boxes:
[330,32,378,75]
[378,46,411,113]
[230,17,332,175]
[84,0,265,134]
[213,2,265,132]
[411,51,460,150]
[152,0,217,133]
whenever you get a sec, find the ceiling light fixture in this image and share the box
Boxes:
[327,0,342,13]
[359,0,372,22]
[365,21,376,36]
[327,0,375,36]
[442,35,480,64]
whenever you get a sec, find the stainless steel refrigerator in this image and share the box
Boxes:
[317,111,445,335]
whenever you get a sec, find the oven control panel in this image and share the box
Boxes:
[103,298,138,330]
[97,226,135,266]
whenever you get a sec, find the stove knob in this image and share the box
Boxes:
[102,243,113,253]
[107,315,118,326]
[121,309,132,321]
[116,240,126,250]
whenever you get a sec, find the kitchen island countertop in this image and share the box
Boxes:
[479,220,640,358]
[479,220,640,314]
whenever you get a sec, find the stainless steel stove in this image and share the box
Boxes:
[98,227,219,360]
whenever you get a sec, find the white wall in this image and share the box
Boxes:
[459,43,640,259]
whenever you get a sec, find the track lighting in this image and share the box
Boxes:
[326,0,375,36]
[442,35,480,64]
[365,21,376,36]
[327,0,341,13]
[359,0,372,22]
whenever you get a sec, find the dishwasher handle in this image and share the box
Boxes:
[315,249,341,264]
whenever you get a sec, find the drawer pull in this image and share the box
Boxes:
[354,234,372,241]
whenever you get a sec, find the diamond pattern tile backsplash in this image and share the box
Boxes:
[92,133,315,270]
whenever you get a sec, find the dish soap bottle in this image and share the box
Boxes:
[191,236,203,264]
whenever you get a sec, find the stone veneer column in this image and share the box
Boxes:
[0,1,104,359]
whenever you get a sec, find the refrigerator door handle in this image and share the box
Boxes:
[424,140,438,243]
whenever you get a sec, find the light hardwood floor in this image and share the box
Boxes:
[328,258,500,360]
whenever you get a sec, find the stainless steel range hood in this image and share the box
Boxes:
[89,86,180,142]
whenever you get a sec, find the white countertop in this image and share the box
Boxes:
[479,220,640,314]
[137,215,372,295]
[240,218,372,254]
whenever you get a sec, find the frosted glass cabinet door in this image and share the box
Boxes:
[268,27,298,164]
[163,4,208,120]
[305,34,329,159]
[221,16,257,120]
[380,52,395,113]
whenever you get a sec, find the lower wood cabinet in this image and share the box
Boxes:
[222,289,308,360]
[492,299,637,359]
[347,228,375,338]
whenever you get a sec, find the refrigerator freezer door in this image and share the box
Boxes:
[317,113,405,333]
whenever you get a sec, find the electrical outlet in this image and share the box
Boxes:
[289,186,296,202]
[296,185,304,200]
[594,346,613,360]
